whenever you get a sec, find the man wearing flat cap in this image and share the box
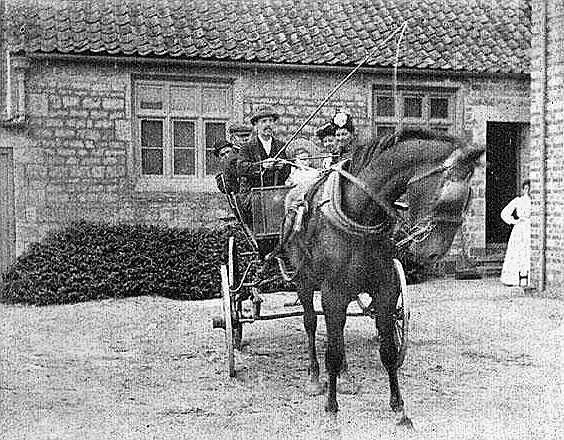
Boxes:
[229,124,253,150]
[214,139,240,194]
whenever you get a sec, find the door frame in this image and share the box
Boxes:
[0,147,16,274]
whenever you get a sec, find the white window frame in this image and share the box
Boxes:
[134,79,233,192]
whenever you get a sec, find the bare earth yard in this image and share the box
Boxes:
[1,278,562,440]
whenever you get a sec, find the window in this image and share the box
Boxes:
[135,80,232,181]
[372,86,456,137]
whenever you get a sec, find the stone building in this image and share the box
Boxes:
[1,0,532,278]
[530,0,564,294]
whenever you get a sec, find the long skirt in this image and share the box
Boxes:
[500,220,531,286]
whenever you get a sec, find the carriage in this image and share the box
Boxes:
[211,182,410,378]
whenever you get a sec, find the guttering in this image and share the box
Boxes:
[24,52,530,81]
[539,0,548,291]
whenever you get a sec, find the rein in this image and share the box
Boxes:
[322,154,473,248]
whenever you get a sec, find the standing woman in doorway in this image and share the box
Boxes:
[500,179,532,286]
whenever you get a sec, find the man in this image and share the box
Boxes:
[229,123,253,150]
[237,106,291,255]
[237,105,291,189]
[214,139,240,194]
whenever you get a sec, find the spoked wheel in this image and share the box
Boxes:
[392,258,410,368]
[220,265,237,377]
[226,236,243,350]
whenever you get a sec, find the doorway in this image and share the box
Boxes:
[485,122,525,252]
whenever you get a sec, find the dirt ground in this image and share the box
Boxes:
[1,278,562,440]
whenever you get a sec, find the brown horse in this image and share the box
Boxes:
[281,129,484,418]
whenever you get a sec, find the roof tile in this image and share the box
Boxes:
[7,0,530,74]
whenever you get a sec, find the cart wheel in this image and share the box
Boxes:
[393,258,410,368]
[227,236,243,350]
[220,265,236,377]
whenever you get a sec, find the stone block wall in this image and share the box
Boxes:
[11,57,529,267]
[530,0,564,292]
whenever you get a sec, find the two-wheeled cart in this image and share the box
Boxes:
[212,185,409,377]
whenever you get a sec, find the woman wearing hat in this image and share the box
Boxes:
[316,122,338,169]
[332,109,355,164]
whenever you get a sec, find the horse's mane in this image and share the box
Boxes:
[350,128,465,175]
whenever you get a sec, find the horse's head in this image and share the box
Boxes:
[399,144,485,265]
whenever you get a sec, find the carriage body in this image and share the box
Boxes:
[250,185,294,240]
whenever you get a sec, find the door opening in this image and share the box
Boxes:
[485,122,524,252]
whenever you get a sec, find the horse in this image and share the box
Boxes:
[280,128,484,419]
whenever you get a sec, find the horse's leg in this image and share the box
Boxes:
[297,282,324,395]
[322,289,348,413]
[336,333,361,395]
[375,274,413,427]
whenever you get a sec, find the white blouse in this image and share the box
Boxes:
[501,195,531,225]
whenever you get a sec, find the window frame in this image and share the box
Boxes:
[372,85,457,137]
[133,78,233,191]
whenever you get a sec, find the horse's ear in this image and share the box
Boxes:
[446,144,485,180]
[453,145,486,169]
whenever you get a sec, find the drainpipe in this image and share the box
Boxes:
[539,0,548,291]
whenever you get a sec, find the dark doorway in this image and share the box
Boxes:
[485,122,523,250]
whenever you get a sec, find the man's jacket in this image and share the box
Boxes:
[237,136,291,189]
[215,150,240,194]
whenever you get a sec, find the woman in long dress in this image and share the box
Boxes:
[500,179,531,286]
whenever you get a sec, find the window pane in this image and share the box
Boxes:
[430,97,449,119]
[141,120,163,147]
[377,125,396,138]
[404,97,422,118]
[174,121,195,148]
[138,86,163,110]
[376,96,395,116]
[174,149,195,175]
[202,88,229,114]
[205,122,226,175]
[142,149,163,175]
[206,152,221,175]
[171,86,198,112]
[431,125,450,134]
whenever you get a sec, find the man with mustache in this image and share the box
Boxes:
[237,105,291,223]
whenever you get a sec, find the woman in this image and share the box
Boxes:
[500,179,532,286]
[332,109,355,164]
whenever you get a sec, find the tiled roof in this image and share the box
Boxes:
[7,0,531,74]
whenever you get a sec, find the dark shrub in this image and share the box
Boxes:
[0,221,246,305]
[0,220,425,306]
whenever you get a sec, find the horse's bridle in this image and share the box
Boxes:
[331,153,473,248]
[394,160,473,249]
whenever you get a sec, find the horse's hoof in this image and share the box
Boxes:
[325,400,339,413]
[307,381,326,396]
[396,414,414,429]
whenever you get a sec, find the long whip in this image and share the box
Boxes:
[272,22,408,161]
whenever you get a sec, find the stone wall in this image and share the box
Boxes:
[12,58,529,265]
[530,0,564,292]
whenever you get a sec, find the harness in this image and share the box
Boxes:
[276,151,473,279]
[319,161,392,237]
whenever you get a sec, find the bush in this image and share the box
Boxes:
[0,221,247,305]
[0,220,425,306]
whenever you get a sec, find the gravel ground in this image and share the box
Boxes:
[0,278,562,440]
